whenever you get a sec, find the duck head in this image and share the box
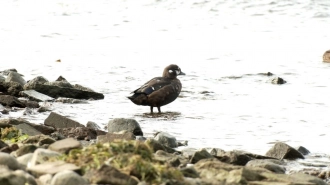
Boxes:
[163,64,185,79]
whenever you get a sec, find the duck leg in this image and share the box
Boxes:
[157,106,161,113]
[150,106,153,114]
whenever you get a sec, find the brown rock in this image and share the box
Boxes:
[56,127,97,140]
[0,95,25,108]
[44,112,84,128]
[48,138,82,154]
[265,142,304,160]
[97,132,136,143]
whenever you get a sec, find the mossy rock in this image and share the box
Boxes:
[1,127,29,144]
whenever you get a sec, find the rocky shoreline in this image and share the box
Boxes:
[1,69,330,185]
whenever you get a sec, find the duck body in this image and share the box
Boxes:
[127,64,185,113]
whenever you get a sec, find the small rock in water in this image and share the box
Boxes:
[271,77,286,84]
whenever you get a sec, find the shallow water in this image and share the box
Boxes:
[1,0,330,160]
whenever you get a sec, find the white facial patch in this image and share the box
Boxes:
[169,70,173,73]
[175,70,180,75]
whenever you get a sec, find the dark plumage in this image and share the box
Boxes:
[127,64,185,113]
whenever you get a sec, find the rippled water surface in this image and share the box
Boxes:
[1,0,330,158]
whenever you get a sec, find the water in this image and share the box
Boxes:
[1,0,330,158]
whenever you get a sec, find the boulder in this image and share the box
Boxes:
[265,142,304,160]
[323,50,330,63]
[44,112,84,128]
[245,159,286,174]
[154,132,177,148]
[214,150,253,166]
[0,166,37,185]
[0,95,25,108]
[296,146,311,155]
[108,118,143,136]
[0,75,5,82]
[29,148,61,166]
[23,134,56,146]
[19,90,54,102]
[0,140,8,149]
[55,127,97,140]
[50,170,88,185]
[154,150,181,167]
[23,76,49,90]
[48,138,82,154]
[145,138,177,153]
[38,174,52,185]
[97,132,136,143]
[0,81,23,96]
[28,161,80,177]
[16,144,38,157]
[5,71,26,86]
[16,153,34,168]
[190,149,214,164]
[86,121,101,130]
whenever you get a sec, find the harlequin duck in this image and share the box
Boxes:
[127,64,185,113]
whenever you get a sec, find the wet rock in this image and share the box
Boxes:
[19,90,54,102]
[28,161,81,177]
[5,71,26,86]
[154,131,177,148]
[265,142,304,160]
[74,84,95,92]
[0,68,18,75]
[23,76,49,90]
[181,148,198,159]
[296,146,311,155]
[37,106,52,113]
[85,164,138,185]
[38,174,52,185]
[145,138,177,153]
[246,159,286,174]
[44,112,84,128]
[18,99,40,108]
[97,132,136,143]
[23,134,56,146]
[214,150,253,166]
[55,97,88,104]
[49,138,82,154]
[0,75,5,82]
[0,144,19,154]
[86,121,101,130]
[108,118,143,136]
[29,148,61,166]
[323,50,330,63]
[180,167,199,178]
[50,170,88,185]
[0,81,23,96]
[15,122,43,136]
[0,152,22,170]
[0,140,8,149]
[16,144,38,157]
[190,149,214,164]
[27,123,55,135]
[0,95,26,108]
[56,127,97,140]
[24,82,104,100]
[271,77,286,84]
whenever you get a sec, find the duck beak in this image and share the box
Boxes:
[178,71,186,75]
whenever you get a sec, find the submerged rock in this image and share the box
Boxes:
[19,90,54,102]
[265,142,304,160]
[271,77,286,84]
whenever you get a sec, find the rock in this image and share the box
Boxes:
[19,90,54,102]
[56,127,97,140]
[24,83,104,100]
[85,164,138,185]
[28,161,81,177]
[246,159,286,174]
[14,122,43,136]
[44,112,84,128]
[265,142,304,160]
[55,97,88,104]
[5,71,26,86]
[323,50,330,63]
[50,170,88,185]
[145,138,177,153]
[0,144,19,154]
[271,77,286,84]
[16,153,34,168]
[214,150,253,166]
[296,146,311,155]
[74,84,95,92]
[97,132,136,143]
[154,132,177,148]
[23,76,49,90]
[190,149,214,164]
[29,148,61,166]
[16,144,38,157]
[154,150,181,167]
[0,140,8,149]
[86,121,101,130]
[38,174,52,185]
[180,167,199,178]
[0,166,37,185]
[0,68,17,75]
[18,99,40,108]
[0,81,23,96]
[108,118,143,136]
[0,152,22,170]
[23,134,56,146]
[49,138,82,154]
[0,95,25,108]
[27,123,55,135]
[180,148,198,159]
[0,75,5,82]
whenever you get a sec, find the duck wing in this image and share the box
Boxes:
[132,77,171,95]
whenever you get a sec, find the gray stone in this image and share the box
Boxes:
[16,144,38,157]
[23,76,48,90]
[0,81,23,96]
[30,148,61,166]
[86,121,101,130]
[154,132,177,148]
[5,71,26,86]
[246,159,286,174]
[49,138,82,154]
[20,90,54,102]
[145,138,177,153]
[108,118,143,136]
[0,140,8,149]
[97,132,136,143]
[16,153,34,168]
[38,174,52,185]
[214,150,253,166]
[265,142,304,160]
[0,152,22,170]
[154,150,181,167]
[0,95,25,108]
[0,75,5,82]
[55,97,88,104]
[44,112,84,128]
[296,146,311,155]
[0,166,36,185]
[190,149,214,164]
[28,161,80,177]
[50,170,88,185]
[23,134,56,146]
[14,123,42,136]
[55,127,97,140]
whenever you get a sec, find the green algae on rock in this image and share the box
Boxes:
[1,127,29,144]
